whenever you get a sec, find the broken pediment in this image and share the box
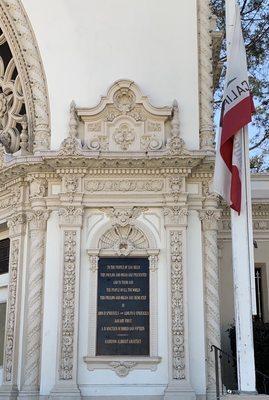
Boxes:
[75,79,186,155]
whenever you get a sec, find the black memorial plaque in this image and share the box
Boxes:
[96,257,149,356]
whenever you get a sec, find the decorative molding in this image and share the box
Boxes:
[0,187,22,211]
[58,206,83,227]
[29,178,48,198]
[59,230,77,380]
[3,239,19,382]
[72,79,186,156]
[88,254,98,273]
[170,230,185,380]
[197,0,214,150]
[168,176,184,202]
[85,178,164,193]
[58,137,83,156]
[83,356,161,377]
[103,206,147,227]
[0,0,50,152]
[149,254,158,272]
[166,100,186,155]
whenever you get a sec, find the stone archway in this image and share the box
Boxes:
[0,0,50,152]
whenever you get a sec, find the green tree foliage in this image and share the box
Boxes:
[211,0,269,171]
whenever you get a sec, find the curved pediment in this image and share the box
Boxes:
[75,79,186,155]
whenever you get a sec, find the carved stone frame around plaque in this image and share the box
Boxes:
[84,209,161,377]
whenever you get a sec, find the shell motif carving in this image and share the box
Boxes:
[99,225,148,256]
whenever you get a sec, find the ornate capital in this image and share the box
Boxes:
[7,212,26,237]
[199,209,221,231]
[163,206,188,227]
[27,209,50,231]
[58,206,83,227]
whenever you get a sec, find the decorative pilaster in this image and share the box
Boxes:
[0,213,26,400]
[50,206,83,400]
[198,0,214,150]
[199,209,221,400]
[164,207,195,400]
[19,209,50,399]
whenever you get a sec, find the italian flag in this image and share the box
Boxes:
[213,5,255,214]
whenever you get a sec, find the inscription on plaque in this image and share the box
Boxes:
[96,257,149,356]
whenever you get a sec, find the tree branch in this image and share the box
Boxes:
[249,132,269,150]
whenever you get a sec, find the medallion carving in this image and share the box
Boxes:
[113,123,135,150]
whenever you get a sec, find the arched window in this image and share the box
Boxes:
[0,0,50,153]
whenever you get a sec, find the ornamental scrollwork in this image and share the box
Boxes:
[84,179,164,193]
[27,209,50,231]
[199,209,221,231]
[110,361,137,377]
[7,212,26,237]
[59,230,77,380]
[170,230,185,380]
[4,239,19,382]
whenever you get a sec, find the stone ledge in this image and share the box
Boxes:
[222,396,269,399]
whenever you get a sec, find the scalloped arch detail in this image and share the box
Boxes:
[0,0,50,151]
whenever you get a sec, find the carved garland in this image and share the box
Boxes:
[170,230,185,380]
[59,230,77,380]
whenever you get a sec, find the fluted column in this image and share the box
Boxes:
[0,213,26,400]
[19,209,50,399]
[199,209,221,400]
[198,0,214,150]
[50,206,83,400]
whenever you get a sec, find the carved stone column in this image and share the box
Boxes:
[199,209,221,400]
[198,0,215,150]
[0,213,26,400]
[50,206,83,400]
[163,207,195,400]
[19,209,50,399]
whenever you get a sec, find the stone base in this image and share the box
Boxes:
[221,396,269,399]
[49,383,81,400]
[18,385,41,400]
[164,382,196,400]
[0,384,19,400]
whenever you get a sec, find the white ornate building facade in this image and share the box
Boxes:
[0,1,268,400]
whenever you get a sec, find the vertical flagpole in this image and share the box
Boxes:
[226,0,257,394]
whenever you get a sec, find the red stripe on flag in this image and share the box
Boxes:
[221,95,254,145]
[231,165,241,213]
